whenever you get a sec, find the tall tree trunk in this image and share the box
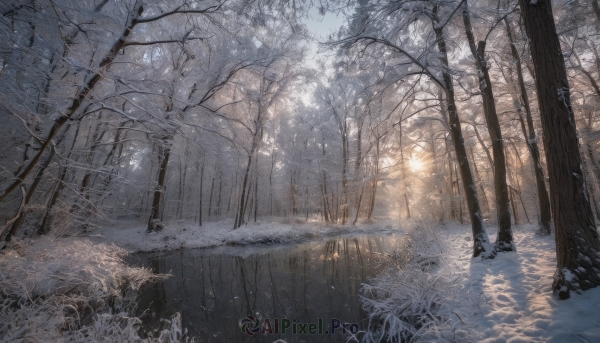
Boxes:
[509,187,519,224]
[305,184,309,221]
[470,146,491,218]
[368,137,381,220]
[432,132,446,222]
[518,0,600,298]
[253,165,259,223]
[235,124,262,228]
[462,4,514,251]
[209,173,216,219]
[352,183,365,225]
[320,133,331,222]
[353,121,364,223]
[341,131,348,224]
[148,139,171,232]
[399,128,410,219]
[178,157,186,220]
[505,17,552,235]
[367,174,379,220]
[235,154,253,229]
[228,169,237,215]
[445,138,455,221]
[269,149,275,216]
[441,90,455,221]
[508,142,532,225]
[290,172,297,216]
[181,160,187,219]
[322,174,331,222]
[333,184,338,223]
[584,142,600,220]
[434,5,493,258]
[216,173,222,218]
[198,158,204,226]
[454,162,464,224]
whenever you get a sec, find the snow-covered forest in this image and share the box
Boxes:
[1,0,600,341]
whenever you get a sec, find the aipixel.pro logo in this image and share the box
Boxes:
[239,316,359,336]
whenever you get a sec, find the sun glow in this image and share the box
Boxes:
[408,159,424,171]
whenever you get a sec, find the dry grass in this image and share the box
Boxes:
[0,237,192,342]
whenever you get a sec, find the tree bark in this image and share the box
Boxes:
[341,128,348,224]
[269,149,276,216]
[367,138,380,220]
[253,166,259,222]
[505,17,552,235]
[148,139,171,232]
[198,158,204,226]
[209,173,216,219]
[445,137,455,221]
[462,4,514,252]
[454,162,464,224]
[470,146,491,218]
[235,154,253,229]
[216,173,222,218]
[518,0,600,298]
[352,182,365,225]
[433,5,494,258]
[399,127,410,219]
[584,142,600,220]
[320,133,331,222]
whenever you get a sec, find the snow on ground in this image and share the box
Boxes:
[88,218,403,253]
[362,222,600,342]
[5,218,598,342]
[448,224,600,343]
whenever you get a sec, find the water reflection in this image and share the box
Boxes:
[128,233,409,342]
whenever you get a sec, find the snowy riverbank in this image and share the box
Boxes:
[87,218,405,253]
[2,220,598,342]
[0,237,192,342]
[361,223,600,342]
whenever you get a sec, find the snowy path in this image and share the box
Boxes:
[444,225,600,343]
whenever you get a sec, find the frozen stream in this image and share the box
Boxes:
[127,232,410,342]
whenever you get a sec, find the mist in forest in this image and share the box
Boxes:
[1,0,600,341]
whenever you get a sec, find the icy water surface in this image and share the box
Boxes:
[128,232,409,342]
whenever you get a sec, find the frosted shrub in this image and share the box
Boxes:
[0,237,192,342]
[361,269,472,342]
[360,225,480,343]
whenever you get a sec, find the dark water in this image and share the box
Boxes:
[127,233,409,343]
